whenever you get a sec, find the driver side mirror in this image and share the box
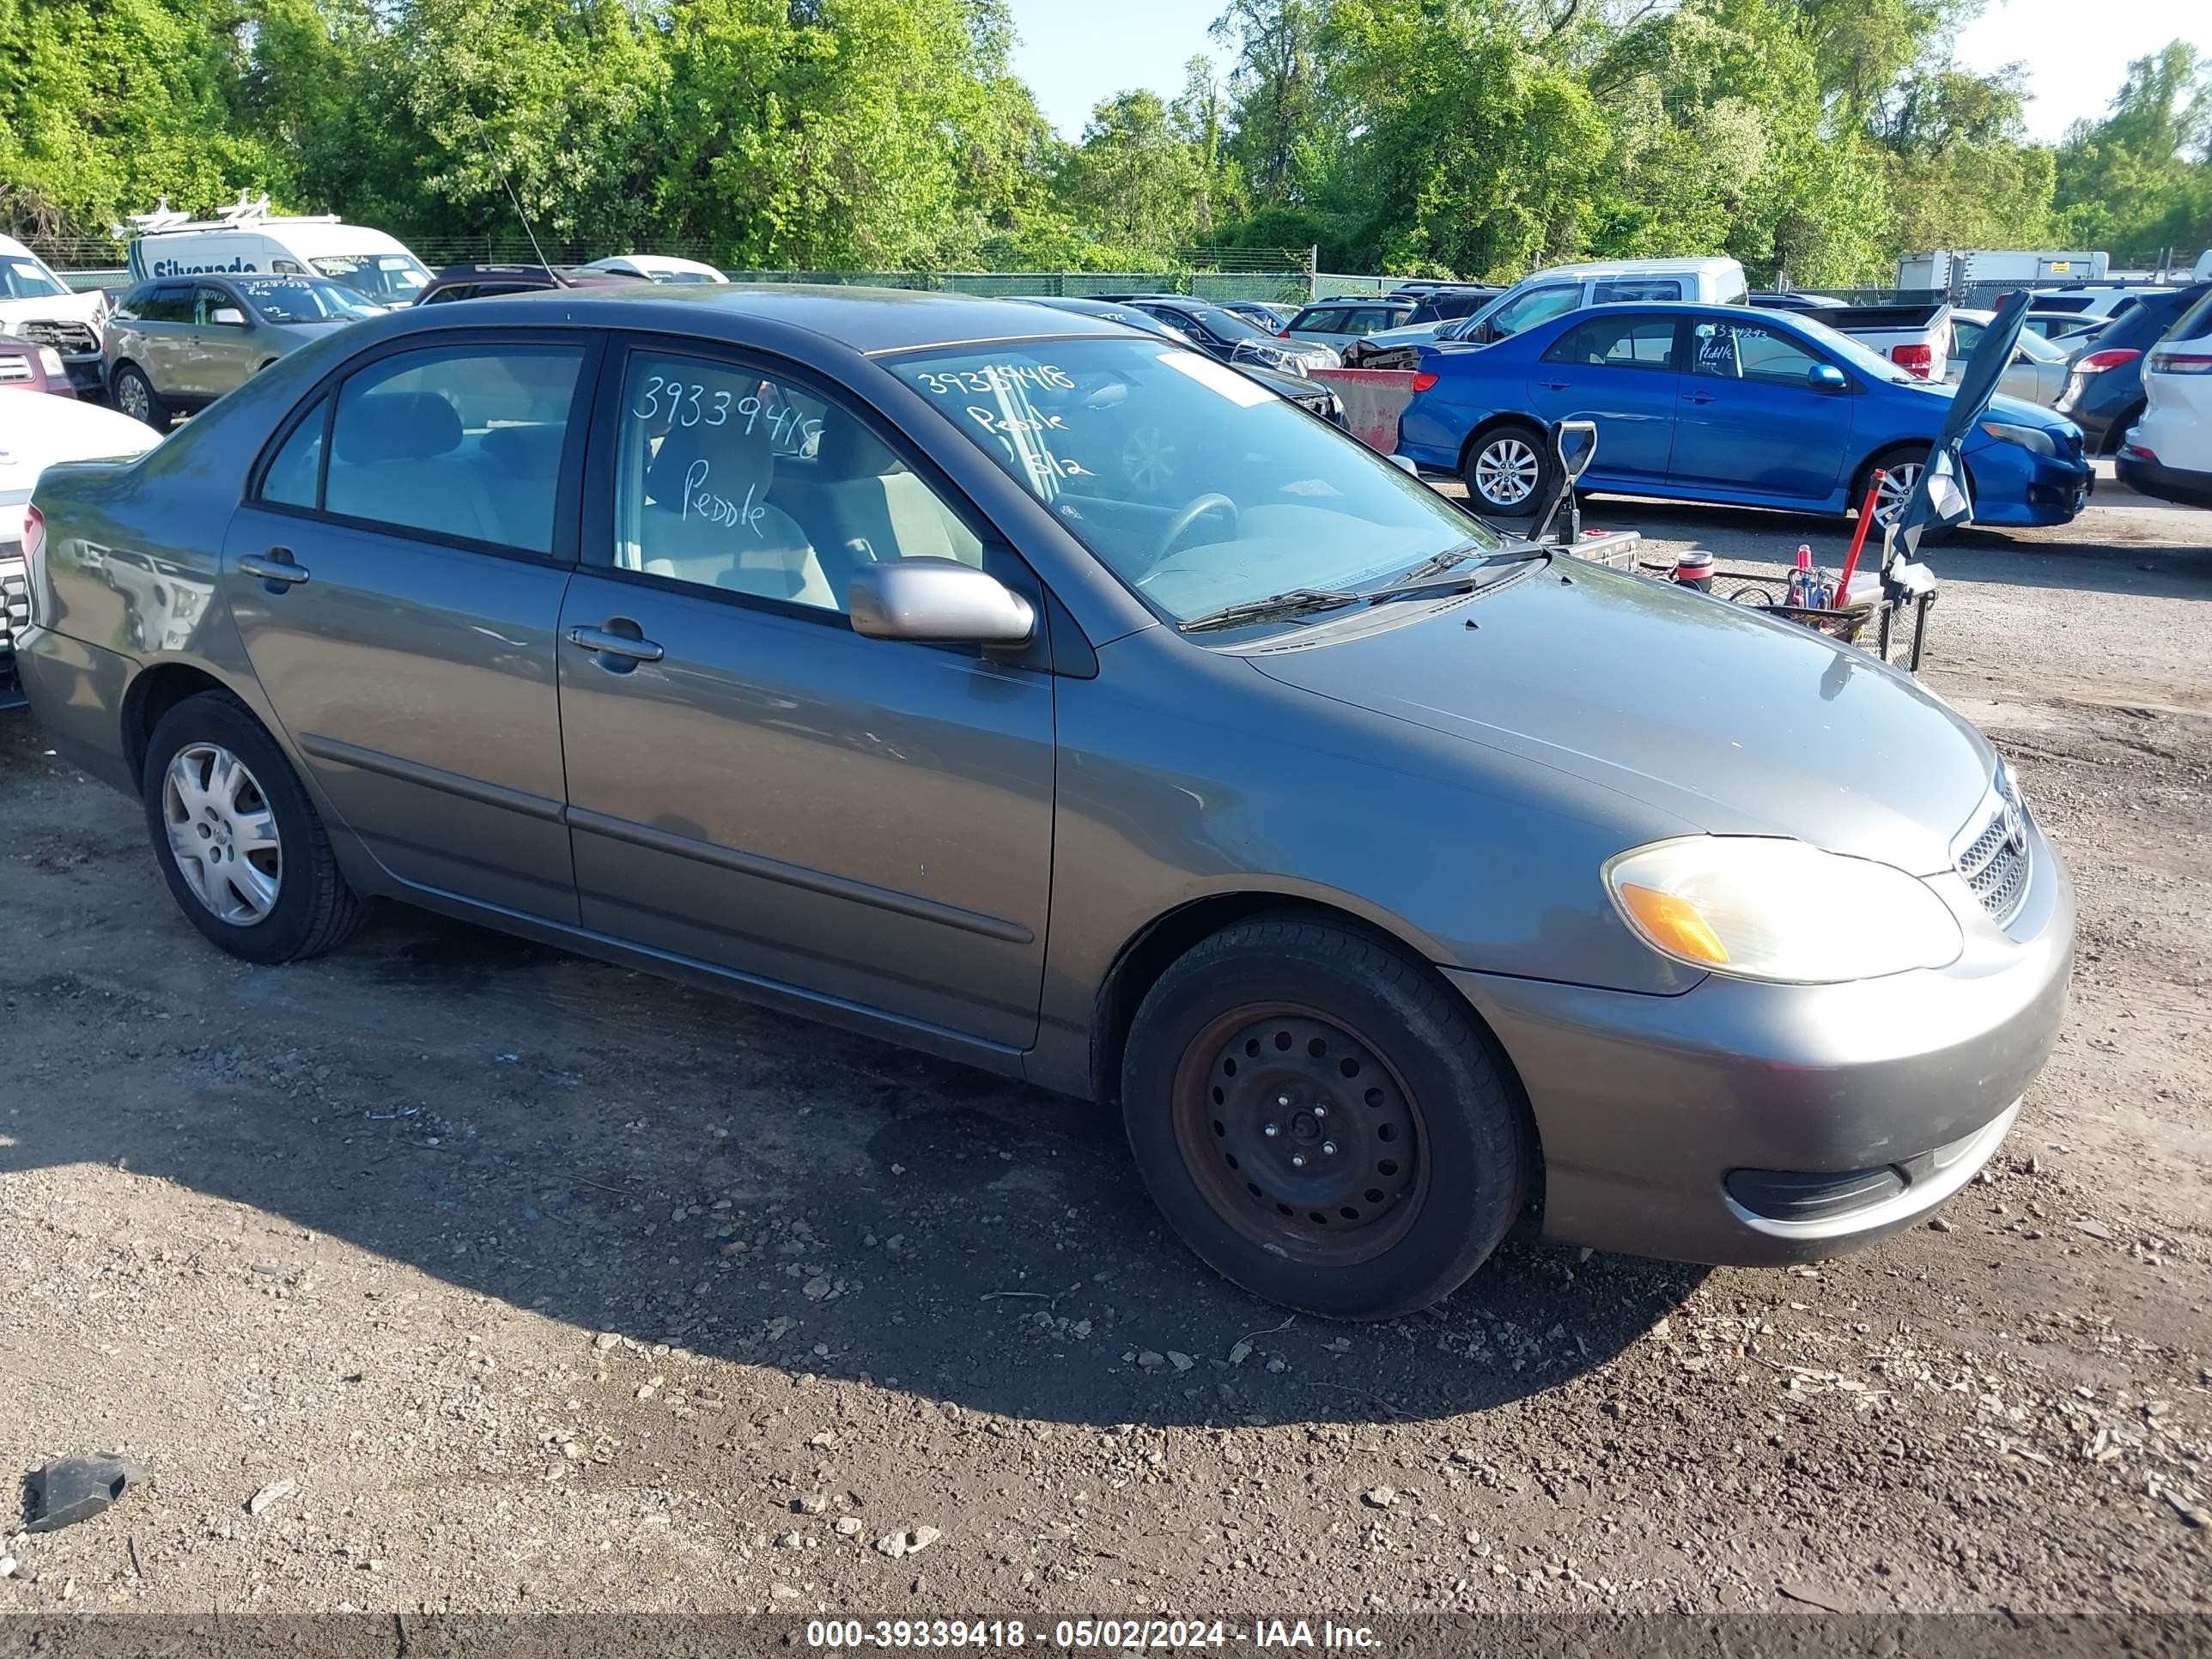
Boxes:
[210,307,248,327]
[1807,363,1848,392]
[849,558,1035,647]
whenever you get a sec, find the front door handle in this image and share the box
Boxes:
[238,549,311,587]
[566,623,665,664]
[1536,380,1571,391]
[1680,392,1717,405]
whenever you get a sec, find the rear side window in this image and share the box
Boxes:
[137,285,194,324]
[2168,291,2212,343]
[316,346,585,554]
[1543,315,1679,370]
[1594,279,1684,303]
[261,398,328,508]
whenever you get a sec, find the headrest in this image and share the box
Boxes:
[336,392,464,464]
[647,412,777,511]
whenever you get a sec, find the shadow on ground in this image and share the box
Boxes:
[1,851,1702,1430]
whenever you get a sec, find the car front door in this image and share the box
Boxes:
[1667,317,1856,501]
[553,340,1057,1049]
[194,283,258,399]
[221,331,599,921]
[1527,312,1683,483]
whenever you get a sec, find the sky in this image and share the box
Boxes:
[1006,0,2212,148]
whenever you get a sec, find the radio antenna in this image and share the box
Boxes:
[465,108,554,275]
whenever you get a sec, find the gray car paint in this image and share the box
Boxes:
[18,283,2074,1271]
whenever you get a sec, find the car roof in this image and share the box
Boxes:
[1306,295,1413,307]
[378,282,1144,355]
[1528,256,1741,280]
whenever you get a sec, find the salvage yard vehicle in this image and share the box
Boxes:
[1014,297,1346,427]
[0,331,81,398]
[581,255,729,285]
[1352,257,1747,369]
[16,286,2073,1316]
[1097,294,1340,374]
[2,394,161,708]
[2055,282,2211,455]
[0,233,109,396]
[105,274,385,428]
[1811,301,1953,380]
[2118,287,2212,507]
[121,198,433,309]
[1401,302,2092,528]
[414,264,646,306]
[1947,309,2069,406]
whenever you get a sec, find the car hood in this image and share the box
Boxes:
[0,290,102,326]
[1247,561,1996,874]
[1362,320,1445,350]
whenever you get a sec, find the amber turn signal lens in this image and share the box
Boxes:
[1616,883,1730,965]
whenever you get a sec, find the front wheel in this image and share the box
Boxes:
[110,363,168,430]
[142,690,367,963]
[1462,422,1554,518]
[1121,917,1528,1319]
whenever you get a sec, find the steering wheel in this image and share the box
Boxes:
[1152,493,1239,563]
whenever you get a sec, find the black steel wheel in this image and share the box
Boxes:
[1123,916,1528,1319]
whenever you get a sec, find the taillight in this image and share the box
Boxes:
[2120,441,2160,464]
[1276,328,1292,338]
[21,502,45,617]
[2075,348,2142,374]
[1890,343,1934,377]
[2148,349,2212,374]
[1411,372,1438,392]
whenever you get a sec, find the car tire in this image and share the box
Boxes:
[1856,445,1952,541]
[1462,421,1554,518]
[2104,404,2143,458]
[1121,916,1528,1320]
[141,690,368,965]
[110,363,168,430]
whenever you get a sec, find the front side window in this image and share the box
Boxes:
[1692,319,1824,386]
[885,338,1508,628]
[320,345,583,552]
[1542,315,1680,370]
[194,286,237,326]
[611,350,981,614]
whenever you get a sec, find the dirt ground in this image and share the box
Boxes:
[2,463,2207,1622]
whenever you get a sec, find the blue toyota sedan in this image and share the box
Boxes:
[1397,303,2094,527]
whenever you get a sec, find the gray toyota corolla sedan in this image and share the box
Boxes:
[15,286,2073,1318]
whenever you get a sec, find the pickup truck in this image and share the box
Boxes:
[1808,302,1954,381]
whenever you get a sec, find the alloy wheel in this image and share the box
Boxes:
[116,372,152,423]
[1170,1004,1427,1267]
[1873,461,1923,527]
[1474,437,1540,506]
[162,743,283,926]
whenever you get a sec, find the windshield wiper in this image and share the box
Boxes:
[1368,542,1548,598]
[1178,587,1364,634]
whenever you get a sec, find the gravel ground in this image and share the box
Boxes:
[2,466,2207,1620]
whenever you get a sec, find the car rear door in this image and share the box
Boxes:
[221,329,600,921]
[552,337,1056,1049]
[124,283,196,396]
[1527,312,1684,483]
[1667,316,1856,502]
[194,283,258,399]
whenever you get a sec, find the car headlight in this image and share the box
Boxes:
[1604,837,1963,984]
[1977,420,2057,458]
[37,347,66,377]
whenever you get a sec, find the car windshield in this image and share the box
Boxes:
[0,257,69,301]
[651,270,720,284]
[886,337,1507,627]
[310,252,432,304]
[235,276,385,323]
[1176,305,1276,344]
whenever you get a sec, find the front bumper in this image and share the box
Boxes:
[1964,443,2093,526]
[59,355,105,397]
[1449,823,2074,1266]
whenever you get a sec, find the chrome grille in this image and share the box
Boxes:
[0,556,28,655]
[18,319,98,356]
[1954,769,2032,927]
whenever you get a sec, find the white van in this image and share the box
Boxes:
[119,197,432,309]
[1351,256,1748,363]
[0,233,109,395]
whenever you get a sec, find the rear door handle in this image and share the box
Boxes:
[238,549,310,587]
[566,623,665,664]
[1536,380,1571,391]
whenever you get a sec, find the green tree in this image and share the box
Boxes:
[2054,42,2212,255]
[1054,89,1213,257]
